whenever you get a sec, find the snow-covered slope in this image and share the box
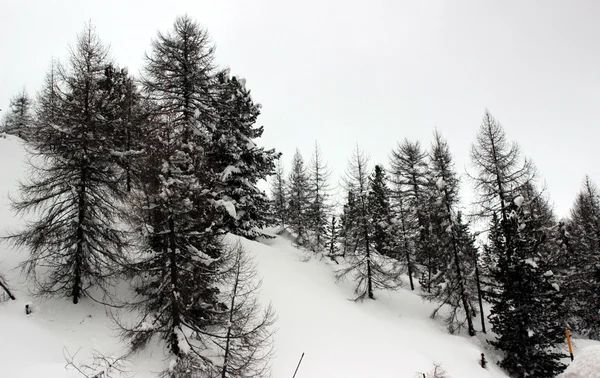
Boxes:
[0,136,594,378]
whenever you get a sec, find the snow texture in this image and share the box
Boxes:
[514,195,525,207]
[561,345,600,378]
[0,137,595,377]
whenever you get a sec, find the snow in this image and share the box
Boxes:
[524,258,538,268]
[560,345,600,378]
[214,198,237,218]
[436,177,446,190]
[514,195,525,207]
[221,165,241,181]
[0,137,594,378]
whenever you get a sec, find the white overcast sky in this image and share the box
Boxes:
[1,0,599,217]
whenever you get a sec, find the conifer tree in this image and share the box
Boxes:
[208,70,280,239]
[2,89,33,140]
[269,159,287,228]
[367,165,394,257]
[287,149,310,242]
[389,139,433,291]
[339,190,359,257]
[97,65,145,192]
[470,112,564,376]
[9,24,128,304]
[337,147,399,300]
[486,188,566,377]
[306,141,332,250]
[562,176,600,338]
[325,215,340,259]
[214,243,275,378]
[122,16,228,375]
[424,132,477,336]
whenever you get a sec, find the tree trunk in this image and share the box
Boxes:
[474,255,486,333]
[168,214,181,356]
[72,168,87,304]
[0,279,15,300]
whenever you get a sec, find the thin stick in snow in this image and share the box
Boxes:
[292,352,305,378]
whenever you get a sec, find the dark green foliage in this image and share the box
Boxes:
[368,165,394,257]
[209,71,280,239]
[487,191,566,377]
[560,176,600,338]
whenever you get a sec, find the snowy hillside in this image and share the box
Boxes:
[0,135,595,378]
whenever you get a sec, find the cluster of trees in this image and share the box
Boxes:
[2,17,277,378]
[272,112,600,378]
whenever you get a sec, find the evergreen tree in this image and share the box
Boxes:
[97,65,145,192]
[424,132,477,336]
[367,165,394,257]
[337,147,399,300]
[562,176,600,338]
[2,89,33,140]
[470,112,564,376]
[339,190,359,257]
[487,188,566,377]
[269,159,287,228]
[389,139,433,291]
[325,215,340,259]
[306,141,332,251]
[122,16,227,375]
[208,70,280,239]
[8,24,128,304]
[287,149,310,242]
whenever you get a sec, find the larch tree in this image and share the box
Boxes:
[423,132,477,336]
[2,89,34,140]
[269,159,287,228]
[389,139,432,291]
[122,16,228,375]
[306,141,332,251]
[8,24,128,304]
[287,149,311,243]
[337,146,399,300]
[213,242,275,378]
[562,176,600,338]
[470,111,564,377]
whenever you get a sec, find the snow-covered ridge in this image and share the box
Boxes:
[0,136,597,377]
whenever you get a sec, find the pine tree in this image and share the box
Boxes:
[324,215,340,260]
[389,139,433,291]
[8,24,128,304]
[306,141,332,251]
[470,111,564,376]
[2,89,33,140]
[339,190,359,257]
[487,187,566,377]
[367,165,394,257]
[122,16,228,375]
[337,147,399,300]
[208,70,280,239]
[97,65,145,192]
[562,176,600,338]
[424,132,477,336]
[269,159,287,228]
[287,149,310,243]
